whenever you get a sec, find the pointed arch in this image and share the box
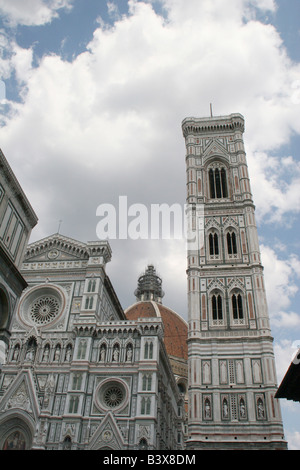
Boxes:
[212,293,223,320]
[0,412,35,450]
[209,289,225,326]
[209,232,219,255]
[88,412,125,450]
[229,287,246,325]
[62,436,72,450]
[207,228,221,260]
[25,337,37,362]
[208,163,228,199]
[227,230,237,255]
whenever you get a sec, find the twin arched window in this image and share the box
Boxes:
[208,229,238,258]
[77,339,87,359]
[72,373,83,390]
[85,296,94,309]
[69,396,79,413]
[227,231,237,255]
[144,341,153,359]
[141,397,151,415]
[209,167,228,199]
[212,293,223,321]
[142,374,152,391]
[209,233,219,255]
[87,280,96,292]
[232,293,244,320]
[210,291,245,324]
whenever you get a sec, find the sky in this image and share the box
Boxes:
[0,0,299,449]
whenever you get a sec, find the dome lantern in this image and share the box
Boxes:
[134,265,165,304]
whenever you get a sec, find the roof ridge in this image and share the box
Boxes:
[150,300,161,318]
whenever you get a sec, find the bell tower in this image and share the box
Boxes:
[182,113,287,450]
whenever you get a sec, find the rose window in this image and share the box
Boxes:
[17,284,65,329]
[29,296,60,325]
[95,379,128,412]
[103,386,124,408]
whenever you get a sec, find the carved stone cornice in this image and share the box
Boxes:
[23,234,112,265]
[182,113,245,138]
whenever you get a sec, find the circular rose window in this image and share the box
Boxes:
[17,284,65,328]
[103,385,124,408]
[30,296,60,325]
[94,379,128,413]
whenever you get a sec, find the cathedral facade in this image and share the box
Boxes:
[0,235,184,450]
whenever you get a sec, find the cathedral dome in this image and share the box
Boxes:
[125,300,188,361]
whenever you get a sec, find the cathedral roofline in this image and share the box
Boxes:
[0,148,38,228]
[26,233,88,252]
[23,233,112,263]
[104,273,126,320]
[124,300,188,327]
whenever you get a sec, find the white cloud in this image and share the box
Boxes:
[247,151,300,223]
[261,245,300,328]
[2,0,299,164]
[273,340,294,382]
[107,1,121,20]
[250,0,277,10]
[286,431,300,451]
[0,34,13,80]
[0,0,299,313]
[11,44,34,84]
[159,0,276,25]
[0,0,73,27]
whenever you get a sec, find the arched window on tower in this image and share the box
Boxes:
[211,293,224,325]
[231,293,244,324]
[209,233,219,256]
[209,166,228,199]
[227,231,237,255]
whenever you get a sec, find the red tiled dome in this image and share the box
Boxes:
[125,301,188,361]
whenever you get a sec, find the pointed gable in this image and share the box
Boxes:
[202,138,230,165]
[0,370,40,421]
[23,233,89,263]
[88,412,125,450]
